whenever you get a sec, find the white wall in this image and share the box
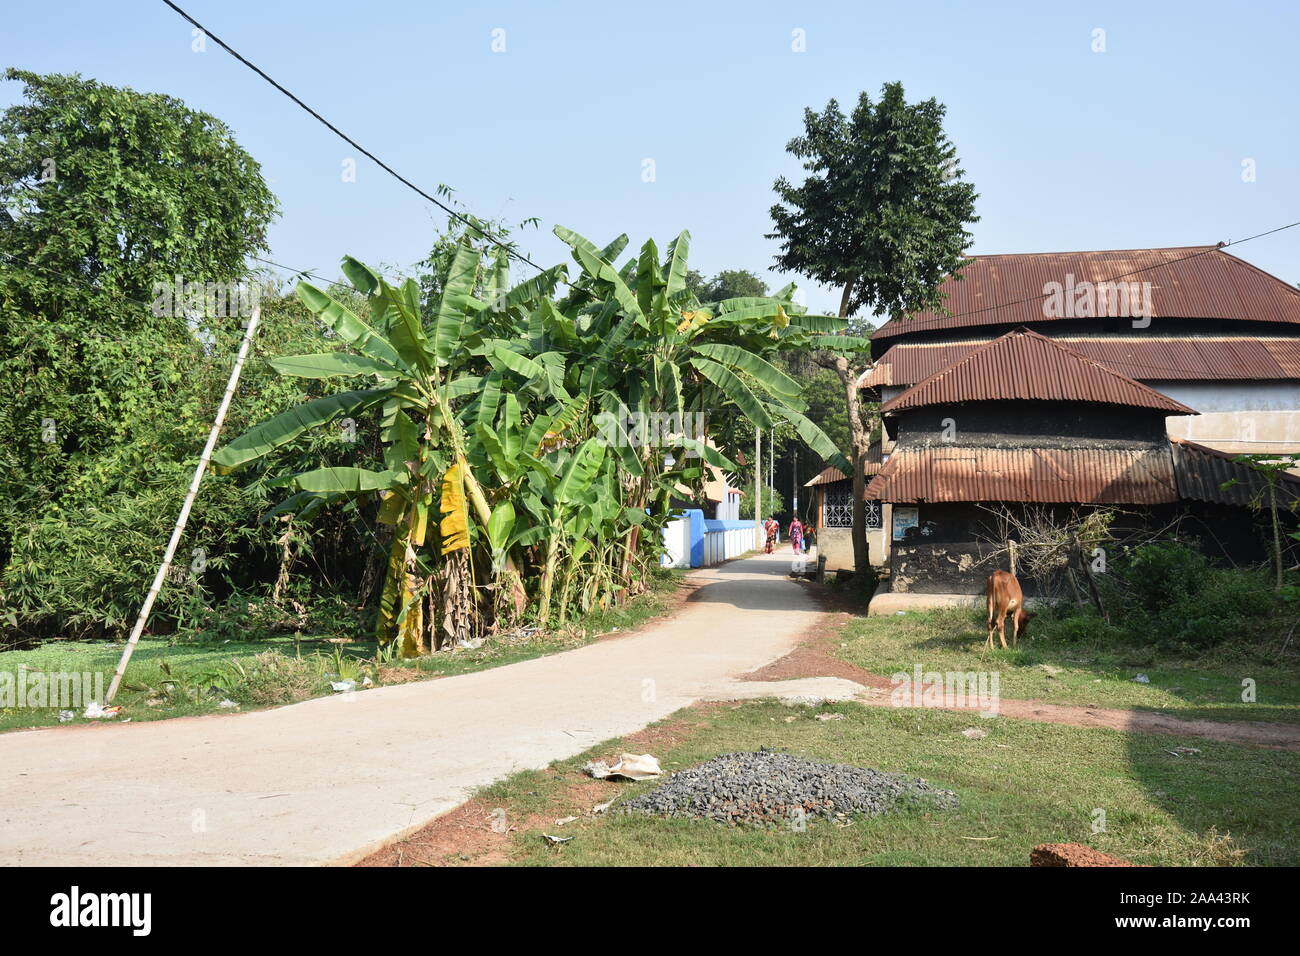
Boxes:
[1152,381,1300,454]
[661,518,689,568]
[1149,380,1300,413]
[713,492,741,521]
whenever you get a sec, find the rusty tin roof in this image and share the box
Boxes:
[879,328,1197,414]
[1170,439,1300,508]
[871,246,1300,345]
[863,445,1179,504]
[804,444,884,487]
[861,335,1300,388]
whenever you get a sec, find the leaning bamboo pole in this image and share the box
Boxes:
[105,305,263,704]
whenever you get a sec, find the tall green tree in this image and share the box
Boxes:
[0,69,279,639]
[699,269,769,303]
[769,81,978,571]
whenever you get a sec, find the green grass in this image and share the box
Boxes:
[834,607,1300,724]
[470,701,1299,867]
[0,635,366,732]
[0,568,687,733]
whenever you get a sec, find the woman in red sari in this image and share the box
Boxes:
[763,517,779,553]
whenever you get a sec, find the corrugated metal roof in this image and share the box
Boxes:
[1170,439,1300,507]
[872,247,1300,346]
[861,335,1300,388]
[805,465,847,487]
[1264,339,1300,377]
[803,444,884,486]
[864,446,1179,504]
[880,328,1197,414]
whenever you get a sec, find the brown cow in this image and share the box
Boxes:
[985,570,1035,649]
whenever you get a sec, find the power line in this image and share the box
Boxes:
[248,255,332,285]
[161,0,544,274]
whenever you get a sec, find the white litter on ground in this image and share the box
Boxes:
[583,753,662,781]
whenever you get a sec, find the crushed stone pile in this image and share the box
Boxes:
[621,748,959,826]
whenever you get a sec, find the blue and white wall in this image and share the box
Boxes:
[661,510,757,568]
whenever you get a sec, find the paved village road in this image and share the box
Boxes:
[0,551,845,865]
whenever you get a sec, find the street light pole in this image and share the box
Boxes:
[754,428,762,549]
[792,446,799,520]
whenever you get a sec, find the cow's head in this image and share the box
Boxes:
[1016,608,1037,638]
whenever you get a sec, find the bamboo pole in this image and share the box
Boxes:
[105,305,263,704]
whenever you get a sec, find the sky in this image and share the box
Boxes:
[3,0,1298,317]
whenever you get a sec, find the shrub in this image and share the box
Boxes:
[1099,541,1280,649]
[217,651,327,706]
[177,586,370,644]
[1043,612,1128,646]
[1107,540,1213,613]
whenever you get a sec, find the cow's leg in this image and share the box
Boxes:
[998,613,1009,649]
[986,600,995,649]
[1011,613,1020,649]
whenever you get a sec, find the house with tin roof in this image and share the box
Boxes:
[824,245,1300,601]
[864,246,1300,457]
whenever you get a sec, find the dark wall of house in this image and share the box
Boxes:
[887,501,1296,594]
[890,502,1017,594]
[891,401,1170,449]
[891,540,1005,594]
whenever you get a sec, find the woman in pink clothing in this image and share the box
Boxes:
[788,518,805,555]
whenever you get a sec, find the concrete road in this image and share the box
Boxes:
[0,551,833,866]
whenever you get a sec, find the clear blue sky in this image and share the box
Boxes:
[4,0,1298,316]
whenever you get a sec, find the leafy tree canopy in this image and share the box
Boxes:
[769,81,978,322]
[0,69,281,639]
[686,268,769,304]
[0,68,278,298]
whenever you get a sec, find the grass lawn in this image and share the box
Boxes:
[0,568,686,734]
[834,607,1300,724]
[469,700,1299,867]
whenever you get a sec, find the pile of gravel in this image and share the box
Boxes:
[621,748,958,827]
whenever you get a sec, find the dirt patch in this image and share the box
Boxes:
[1031,842,1139,867]
[377,666,425,685]
[974,700,1300,752]
[355,702,727,867]
[746,614,892,689]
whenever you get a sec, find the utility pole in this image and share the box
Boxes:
[759,434,769,515]
[754,428,762,549]
[792,446,799,521]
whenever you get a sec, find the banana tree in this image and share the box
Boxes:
[212,241,557,655]
[544,226,851,576]
[212,224,858,654]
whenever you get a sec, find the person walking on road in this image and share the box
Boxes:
[763,517,779,553]
[788,517,805,555]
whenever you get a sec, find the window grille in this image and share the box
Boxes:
[822,485,882,529]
